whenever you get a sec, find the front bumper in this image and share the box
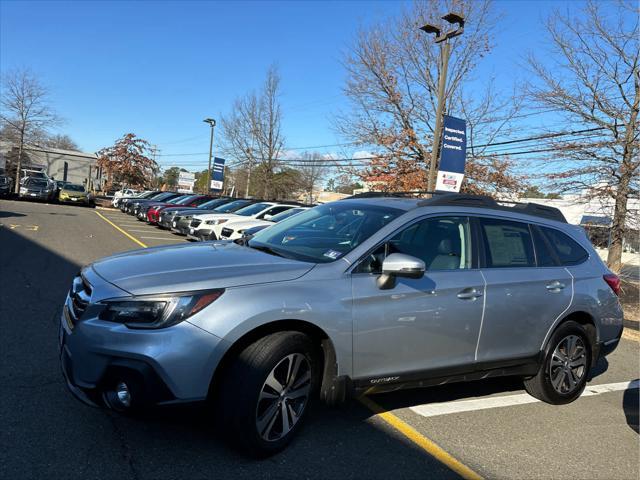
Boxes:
[58,295,225,406]
[20,191,50,200]
[187,228,215,241]
[60,196,89,205]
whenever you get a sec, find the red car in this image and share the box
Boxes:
[146,195,213,224]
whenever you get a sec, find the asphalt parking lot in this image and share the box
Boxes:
[1,198,638,480]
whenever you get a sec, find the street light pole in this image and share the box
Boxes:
[420,12,465,191]
[203,118,216,194]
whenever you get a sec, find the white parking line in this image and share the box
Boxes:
[409,380,639,418]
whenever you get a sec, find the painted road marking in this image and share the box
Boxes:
[95,211,148,248]
[623,328,640,342]
[360,396,483,480]
[409,380,639,418]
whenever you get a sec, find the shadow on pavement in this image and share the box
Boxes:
[0,210,26,218]
[0,226,459,480]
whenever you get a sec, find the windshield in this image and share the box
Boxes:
[215,199,252,213]
[235,202,273,217]
[65,184,85,192]
[249,202,402,263]
[27,179,48,187]
[173,195,197,205]
[198,198,230,209]
[270,208,306,222]
[150,192,174,201]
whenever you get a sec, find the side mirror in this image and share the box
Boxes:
[263,214,273,221]
[377,253,425,289]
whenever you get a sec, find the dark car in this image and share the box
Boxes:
[173,198,258,236]
[0,175,14,197]
[19,178,54,201]
[126,192,180,215]
[119,191,163,212]
[158,197,234,230]
[147,195,214,225]
[134,193,192,220]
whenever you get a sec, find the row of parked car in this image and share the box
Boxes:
[0,168,94,206]
[113,190,311,241]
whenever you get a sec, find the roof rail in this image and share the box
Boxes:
[344,191,444,199]
[418,193,567,223]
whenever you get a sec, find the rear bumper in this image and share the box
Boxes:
[596,325,624,361]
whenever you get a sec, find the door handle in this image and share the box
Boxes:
[546,281,566,291]
[457,288,483,300]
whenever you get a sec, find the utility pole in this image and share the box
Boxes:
[420,13,465,191]
[203,118,216,194]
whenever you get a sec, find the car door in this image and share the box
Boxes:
[351,215,485,380]
[475,217,573,363]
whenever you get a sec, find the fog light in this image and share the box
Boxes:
[115,382,131,407]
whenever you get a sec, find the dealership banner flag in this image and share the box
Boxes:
[211,157,225,191]
[435,115,467,193]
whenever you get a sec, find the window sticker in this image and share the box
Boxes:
[323,249,342,259]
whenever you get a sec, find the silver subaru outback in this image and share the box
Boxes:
[59,193,624,455]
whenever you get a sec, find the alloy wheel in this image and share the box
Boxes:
[549,334,587,394]
[256,353,311,442]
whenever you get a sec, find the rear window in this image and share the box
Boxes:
[540,227,589,266]
[480,218,535,268]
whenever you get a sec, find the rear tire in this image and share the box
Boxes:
[217,331,320,456]
[524,320,591,404]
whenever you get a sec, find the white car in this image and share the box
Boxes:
[187,202,301,241]
[112,189,142,207]
[219,207,310,240]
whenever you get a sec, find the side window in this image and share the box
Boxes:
[540,227,589,266]
[531,225,558,267]
[480,218,535,268]
[355,216,471,274]
[260,206,290,218]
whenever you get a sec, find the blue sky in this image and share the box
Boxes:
[1,0,581,172]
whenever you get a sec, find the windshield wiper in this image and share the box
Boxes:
[248,243,287,258]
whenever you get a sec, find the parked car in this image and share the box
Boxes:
[219,207,310,240]
[157,197,234,230]
[19,177,54,201]
[119,191,163,213]
[58,193,624,456]
[112,188,137,207]
[187,202,301,241]
[0,174,14,197]
[135,194,194,221]
[126,192,180,216]
[171,198,257,236]
[146,195,213,225]
[58,183,93,206]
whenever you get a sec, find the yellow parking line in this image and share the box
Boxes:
[359,396,483,480]
[622,328,640,343]
[95,211,148,248]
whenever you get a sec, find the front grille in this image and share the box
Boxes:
[190,218,202,228]
[68,274,91,320]
[221,227,233,238]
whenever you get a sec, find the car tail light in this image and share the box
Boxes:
[603,274,621,296]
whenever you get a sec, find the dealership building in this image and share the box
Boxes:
[0,141,100,190]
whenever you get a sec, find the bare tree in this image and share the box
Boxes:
[527,0,639,272]
[220,65,285,198]
[0,69,60,192]
[43,133,79,151]
[297,152,328,203]
[334,0,524,195]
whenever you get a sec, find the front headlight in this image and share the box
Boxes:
[20,187,27,193]
[99,290,224,329]
[205,218,228,225]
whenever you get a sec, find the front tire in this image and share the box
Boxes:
[218,331,320,456]
[524,320,591,404]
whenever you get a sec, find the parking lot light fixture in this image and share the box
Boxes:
[419,11,465,191]
[203,118,216,194]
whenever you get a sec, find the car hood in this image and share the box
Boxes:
[90,241,314,296]
[61,190,87,197]
[225,218,273,230]
[194,213,242,221]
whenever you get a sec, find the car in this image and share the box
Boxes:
[0,174,14,197]
[146,195,213,225]
[135,194,195,221]
[59,183,93,206]
[219,207,309,240]
[127,192,181,216]
[59,192,623,456]
[187,201,301,241]
[157,197,234,230]
[172,198,258,236]
[112,188,137,207]
[19,177,54,201]
[119,191,164,213]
